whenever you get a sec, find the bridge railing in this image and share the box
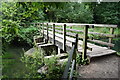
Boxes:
[62,34,78,80]
[20,22,117,59]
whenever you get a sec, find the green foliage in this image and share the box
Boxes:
[44,57,65,79]
[54,3,93,23]
[21,48,65,79]
[93,2,120,24]
[2,20,19,43]
[76,54,90,65]
[21,48,45,78]
[18,26,40,45]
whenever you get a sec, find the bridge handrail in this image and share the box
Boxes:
[43,22,118,28]
[21,22,117,28]
[43,23,116,47]
[62,34,78,80]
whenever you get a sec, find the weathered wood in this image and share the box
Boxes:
[42,23,44,38]
[53,24,55,45]
[108,28,114,48]
[69,59,75,80]
[88,39,115,47]
[62,45,75,79]
[87,49,116,58]
[55,27,115,38]
[63,24,66,52]
[43,30,116,58]
[46,23,49,42]
[88,32,115,38]
[72,34,78,70]
[82,25,89,60]
[43,23,117,28]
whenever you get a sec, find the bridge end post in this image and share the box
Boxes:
[63,24,66,52]
[46,23,49,43]
[72,34,78,71]
[53,24,55,45]
[108,27,114,49]
[42,23,44,38]
[82,25,89,61]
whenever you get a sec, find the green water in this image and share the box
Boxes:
[2,44,31,78]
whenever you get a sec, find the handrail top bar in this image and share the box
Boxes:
[43,23,117,28]
[20,22,117,28]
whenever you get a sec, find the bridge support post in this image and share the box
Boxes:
[42,23,44,38]
[63,24,66,52]
[82,25,89,60]
[53,24,55,45]
[72,34,78,70]
[108,28,114,48]
[47,23,49,43]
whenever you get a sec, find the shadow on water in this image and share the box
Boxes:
[2,42,32,78]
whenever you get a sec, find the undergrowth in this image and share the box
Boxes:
[21,47,66,79]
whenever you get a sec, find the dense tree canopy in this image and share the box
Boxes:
[1,2,120,46]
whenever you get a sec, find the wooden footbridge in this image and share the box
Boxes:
[33,23,117,58]
[23,22,117,79]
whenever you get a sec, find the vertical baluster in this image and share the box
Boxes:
[63,24,66,52]
[47,23,49,43]
[53,24,55,45]
[82,25,89,60]
[108,28,114,48]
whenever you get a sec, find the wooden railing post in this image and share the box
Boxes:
[82,25,89,60]
[47,23,49,43]
[72,34,78,70]
[42,23,44,38]
[108,28,114,48]
[63,24,66,52]
[53,24,55,45]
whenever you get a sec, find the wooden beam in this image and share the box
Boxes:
[43,23,117,28]
[42,23,44,38]
[63,24,66,52]
[82,25,89,60]
[47,23,49,43]
[53,24,55,45]
[108,28,114,48]
[69,59,75,80]
[88,39,115,47]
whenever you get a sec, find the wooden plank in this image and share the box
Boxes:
[50,26,115,38]
[87,49,116,58]
[88,32,115,38]
[43,23,117,28]
[88,39,115,47]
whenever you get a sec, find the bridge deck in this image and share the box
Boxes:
[43,30,116,58]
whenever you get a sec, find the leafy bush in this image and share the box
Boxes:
[18,25,40,45]
[21,48,65,79]
[76,53,90,65]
